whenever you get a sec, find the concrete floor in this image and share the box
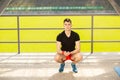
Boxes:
[0,53,120,80]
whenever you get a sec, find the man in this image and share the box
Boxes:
[54,18,83,73]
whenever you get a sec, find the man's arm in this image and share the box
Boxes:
[56,41,62,54]
[70,40,80,54]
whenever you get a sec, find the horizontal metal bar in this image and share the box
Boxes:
[0,42,18,43]
[0,28,91,30]
[94,40,120,43]
[20,41,55,43]
[0,41,91,43]
[20,41,91,43]
[0,28,120,30]
[20,28,64,30]
[0,40,120,43]
[19,28,91,30]
[0,28,17,30]
[93,28,120,29]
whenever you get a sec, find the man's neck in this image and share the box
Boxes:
[65,30,71,37]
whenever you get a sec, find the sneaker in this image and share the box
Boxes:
[59,63,65,72]
[71,63,78,73]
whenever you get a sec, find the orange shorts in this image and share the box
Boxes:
[65,54,73,61]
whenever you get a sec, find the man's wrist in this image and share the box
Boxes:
[70,52,73,54]
[62,51,64,55]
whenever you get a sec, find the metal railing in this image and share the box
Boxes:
[0,15,120,54]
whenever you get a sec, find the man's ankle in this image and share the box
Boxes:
[71,63,78,73]
[59,63,65,72]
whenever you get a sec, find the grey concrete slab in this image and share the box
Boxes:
[0,53,120,80]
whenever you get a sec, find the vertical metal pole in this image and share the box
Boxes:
[17,16,20,54]
[91,15,94,54]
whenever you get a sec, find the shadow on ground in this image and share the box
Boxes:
[49,71,76,80]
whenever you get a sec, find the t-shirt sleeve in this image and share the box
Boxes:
[75,33,80,41]
[56,34,61,42]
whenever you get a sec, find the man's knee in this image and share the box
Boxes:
[78,55,83,61]
[54,54,59,62]
[72,55,83,62]
[54,54,64,63]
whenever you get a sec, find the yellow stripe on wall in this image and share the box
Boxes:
[0,44,18,52]
[0,16,120,53]
[94,30,120,40]
[20,43,90,52]
[20,30,91,41]
[81,43,91,52]
[94,16,120,28]
[20,43,56,52]
[74,30,91,41]
[20,16,91,28]
[20,30,61,41]
[94,43,120,52]
[0,30,17,41]
[0,17,17,28]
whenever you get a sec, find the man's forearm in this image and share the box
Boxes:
[70,49,80,54]
[57,50,63,54]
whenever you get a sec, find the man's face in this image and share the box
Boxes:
[64,22,72,31]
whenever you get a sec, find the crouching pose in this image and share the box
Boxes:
[54,18,83,73]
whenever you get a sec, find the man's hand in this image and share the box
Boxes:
[64,51,71,56]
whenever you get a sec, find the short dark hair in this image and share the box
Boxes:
[64,18,72,23]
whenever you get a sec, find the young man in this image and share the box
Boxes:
[54,18,83,73]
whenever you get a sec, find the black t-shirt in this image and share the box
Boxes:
[56,30,80,51]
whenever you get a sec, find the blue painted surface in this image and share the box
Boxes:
[114,67,120,77]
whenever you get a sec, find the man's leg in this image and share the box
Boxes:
[71,53,83,73]
[54,54,66,72]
